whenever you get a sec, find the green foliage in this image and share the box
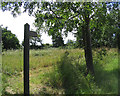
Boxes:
[96,48,107,60]
[33,2,119,75]
[65,39,76,49]
[90,6,119,48]
[1,2,22,17]
[1,2,119,49]
[42,43,52,49]
[34,2,110,43]
[52,33,64,47]
[2,27,20,50]
[29,29,43,47]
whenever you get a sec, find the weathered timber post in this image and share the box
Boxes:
[24,23,37,96]
[24,23,30,95]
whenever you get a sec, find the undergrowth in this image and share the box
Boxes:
[48,51,101,94]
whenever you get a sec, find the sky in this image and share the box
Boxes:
[0,9,76,45]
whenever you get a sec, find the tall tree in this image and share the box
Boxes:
[1,2,119,74]
[52,32,64,47]
[34,2,109,74]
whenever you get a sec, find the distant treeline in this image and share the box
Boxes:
[1,25,118,50]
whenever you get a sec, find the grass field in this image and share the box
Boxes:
[2,48,118,95]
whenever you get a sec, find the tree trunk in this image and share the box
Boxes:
[82,17,94,75]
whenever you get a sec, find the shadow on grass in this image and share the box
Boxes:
[94,60,118,94]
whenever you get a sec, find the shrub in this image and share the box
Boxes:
[2,28,20,50]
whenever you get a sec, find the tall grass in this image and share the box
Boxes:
[2,48,118,95]
[93,48,118,94]
[2,50,23,76]
[2,48,83,94]
[48,51,101,94]
[2,48,83,76]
